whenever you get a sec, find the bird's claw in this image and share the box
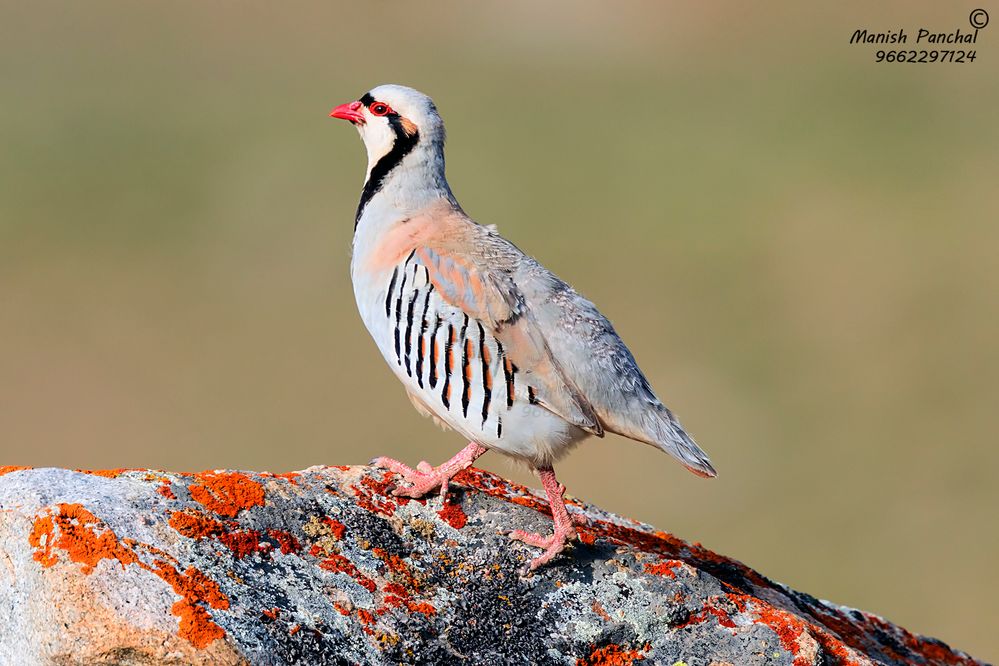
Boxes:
[509,527,577,572]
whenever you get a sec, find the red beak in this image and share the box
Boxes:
[330,101,365,124]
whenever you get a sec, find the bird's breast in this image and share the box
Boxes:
[350,247,586,467]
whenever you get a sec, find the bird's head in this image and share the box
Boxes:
[331,85,455,224]
[330,84,444,171]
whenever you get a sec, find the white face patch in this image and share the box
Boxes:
[356,114,396,179]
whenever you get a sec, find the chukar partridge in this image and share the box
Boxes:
[330,84,715,570]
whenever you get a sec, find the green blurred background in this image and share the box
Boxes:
[1,1,996,659]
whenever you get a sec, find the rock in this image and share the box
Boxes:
[0,465,986,666]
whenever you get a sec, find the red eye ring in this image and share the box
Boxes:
[370,102,391,116]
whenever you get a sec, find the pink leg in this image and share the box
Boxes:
[508,466,579,571]
[372,441,487,500]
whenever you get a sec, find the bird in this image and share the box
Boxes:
[330,84,715,571]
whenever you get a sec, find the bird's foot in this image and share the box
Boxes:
[509,522,578,572]
[508,466,584,572]
[370,441,488,501]
[371,456,457,498]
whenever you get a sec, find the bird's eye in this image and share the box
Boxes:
[370,102,391,116]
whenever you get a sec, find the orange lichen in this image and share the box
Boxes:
[574,517,773,596]
[372,547,420,591]
[382,593,405,609]
[678,597,737,632]
[753,603,807,656]
[452,467,549,513]
[313,549,377,592]
[352,474,410,515]
[28,504,229,650]
[260,471,301,484]
[148,561,229,649]
[575,522,681,564]
[726,586,973,666]
[409,601,437,615]
[906,639,980,666]
[157,483,177,499]
[0,465,31,476]
[642,560,680,578]
[323,517,346,540]
[218,529,266,559]
[29,504,138,573]
[437,499,467,529]
[366,546,438,617]
[261,607,280,620]
[169,510,271,558]
[354,606,379,634]
[800,603,889,665]
[173,599,226,648]
[268,529,302,555]
[28,515,58,567]
[75,468,134,478]
[576,643,646,666]
[188,472,265,518]
[715,594,871,666]
[708,604,737,629]
[169,510,224,539]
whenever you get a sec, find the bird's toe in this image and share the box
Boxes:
[370,456,415,475]
[509,523,578,571]
[508,529,553,549]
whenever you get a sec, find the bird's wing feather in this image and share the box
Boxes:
[391,210,603,436]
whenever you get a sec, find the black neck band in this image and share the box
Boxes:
[355,115,419,229]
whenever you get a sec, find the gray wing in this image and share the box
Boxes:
[475,230,716,478]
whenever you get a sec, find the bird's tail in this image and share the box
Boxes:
[643,408,717,478]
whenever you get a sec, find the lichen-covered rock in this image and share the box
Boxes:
[0,466,986,666]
